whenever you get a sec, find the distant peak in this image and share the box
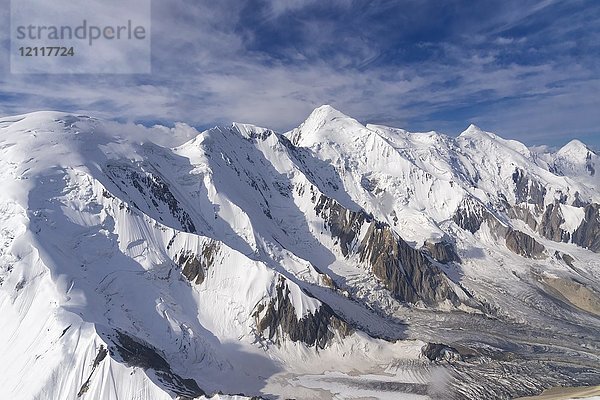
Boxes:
[230,122,273,140]
[289,104,363,146]
[460,124,486,136]
[558,139,590,155]
[306,104,350,123]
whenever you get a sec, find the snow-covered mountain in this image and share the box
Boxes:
[0,107,598,399]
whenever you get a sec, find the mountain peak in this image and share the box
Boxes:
[288,104,364,146]
[230,122,272,139]
[459,123,488,138]
[305,104,351,125]
[557,139,591,156]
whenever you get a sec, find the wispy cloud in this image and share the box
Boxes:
[0,0,598,147]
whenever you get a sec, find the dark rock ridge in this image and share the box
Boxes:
[512,168,546,212]
[421,342,463,363]
[424,240,462,264]
[539,202,600,253]
[508,204,538,231]
[452,198,489,234]
[77,345,108,397]
[499,168,600,254]
[586,151,596,176]
[453,198,547,259]
[572,203,600,253]
[106,165,197,233]
[107,330,205,398]
[553,252,577,271]
[253,277,351,349]
[359,222,461,306]
[561,253,576,268]
[573,192,590,208]
[540,202,570,243]
[314,193,460,306]
[174,241,220,285]
[314,194,370,257]
[505,229,546,259]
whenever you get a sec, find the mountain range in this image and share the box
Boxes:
[0,106,598,399]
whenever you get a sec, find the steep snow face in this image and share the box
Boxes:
[552,139,599,187]
[1,108,599,400]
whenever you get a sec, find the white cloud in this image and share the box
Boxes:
[0,0,597,148]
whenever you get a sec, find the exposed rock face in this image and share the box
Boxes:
[554,251,576,268]
[453,198,488,234]
[537,202,600,253]
[314,194,369,256]
[421,343,463,363]
[359,222,460,306]
[540,202,570,242]
[453,198,547,259]
[77,345,108,397]
[107,165,197,233]
[107,330,205,398]
[505,229,546,259]
[512,168,546,211]
[572,203,600,253]
[587,151,596,176]
[508,205,538,231]
[175,242,219,285]
[424,240,462,264]
[573,192,590,208]
[314,193,460,306]
[561,253,576,268]
[253,277,351,349]
[540,275,600,317]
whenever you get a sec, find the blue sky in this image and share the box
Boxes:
[1,0,599,148]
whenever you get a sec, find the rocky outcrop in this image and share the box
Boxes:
[107,165,197,233]
[314,193,461,306]
[586,151,596,176]
[424,240,461,264]
[508,204,538,231]
[421,343,463,363]
[573,192,590,208]
[540,202,570,242]
[505,229,546,259]
[174,242,219,285]
[562,253,576,268]
[253,277,351,349]
[107,330,205,398]
[538,202,600,253]
[554,251,576,268]
[359,222,460,306]
[454,198,547,259]
[314,194,369,256]
[77,346,108,397]
[572,203,600,253]
[452,198,489,234]
[512,168,546,212]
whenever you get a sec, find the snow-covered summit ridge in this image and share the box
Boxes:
[286,104,368,146]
